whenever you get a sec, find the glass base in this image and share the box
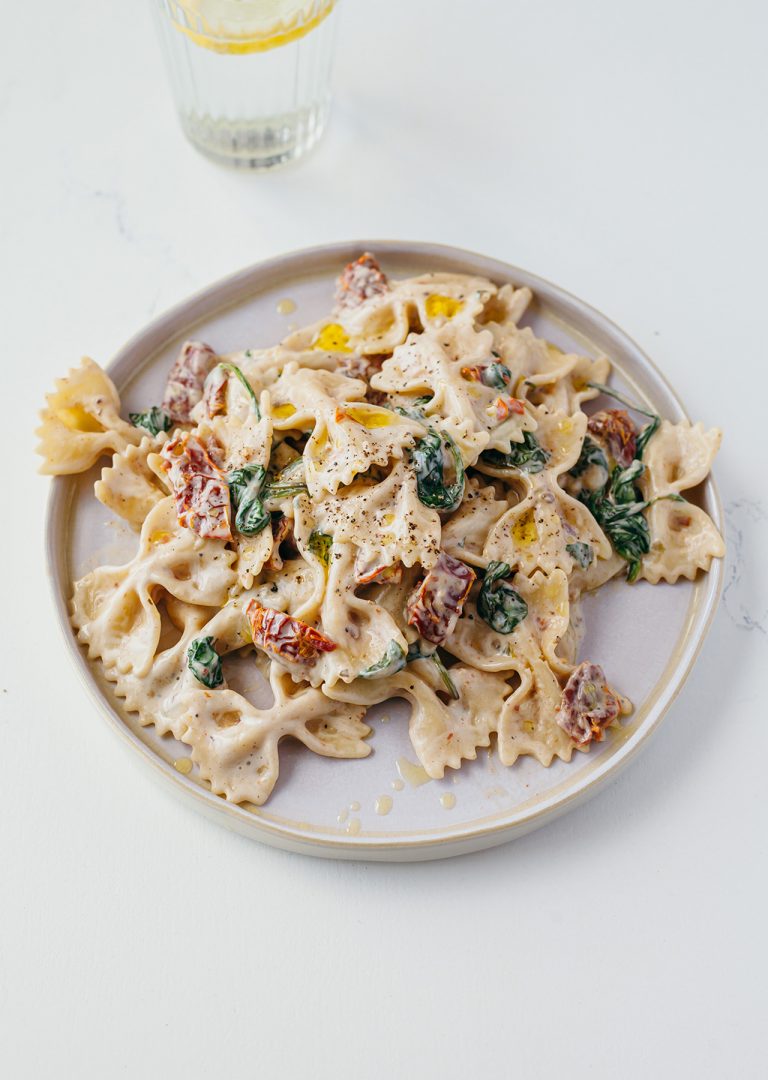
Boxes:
[179,100,329,169]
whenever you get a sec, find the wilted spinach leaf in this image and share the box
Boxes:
[129,407,171,436]
[358,639,459,699]
[481,432,550,474]
[566,542,594,569]
[308,530,333,567]
[569,436,608,479]
[480,361,512,389]
[477,561,529,633]
[411,430,465,511]
[227,464,270,536]
[187,636,223,688]
[217,363,261,419]
[359,640,407,679]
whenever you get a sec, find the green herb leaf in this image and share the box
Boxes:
[216,363,261,419]
[263,482,308,501]
[477,561,529,634]
[411,429,465,511]
[480,361,512,389]
[610,459,645,504]
[569,436,608,479]
[481,432,550,474]
[566,542,594,569]
[358,638,459,698]
[129,407,171,437]
[395,396,432,423]
[359,640,407,679]
[308,530,333,566]
[406,642,459,699]
[227,464,270,536]
[263,456,308,501]
[581,486,651,574]
[634,415,660,460]
[187,636,223,688]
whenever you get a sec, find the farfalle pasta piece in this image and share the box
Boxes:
[371,321,536,464]
[635,418,724,583]
[328,664,513,778]
[477,282,533,327]
[441,478,511,568]
[497,650,576,768]
[313,458,441,573]
[480,408,612,577]
[286,271,498,361]
[287,528,409,688]
[269,364,425,497]
[95,433,170,528]
[527,353,612,414]
[639,498,725,584]
[71,496,236,676]
[405,665,513,777]
[37,358,142,475]
[178,667,371,805]
[449,568,572,676]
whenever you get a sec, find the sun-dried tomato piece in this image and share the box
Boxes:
[354,552,404,586]
[490,395,526,422]
[587,409,637,468]
[244,600,337,665]
[555,661,623,746]
[334,253,389,311]
[264,514,297,572]
[160,431,232,540]
[406,551,476,645]
[202,364,229,418]
[337,353,386,382]
[162,341,218,423]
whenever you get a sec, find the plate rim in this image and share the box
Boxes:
[44,240,724,861]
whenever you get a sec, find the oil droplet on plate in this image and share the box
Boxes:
[375,795,393,816]
[276,297,296,315]
[440,793,456,810]
[379,713,391,724]
[396,757,431,788]
[346,818,361,836]
[173,757,192,775]
[337,807,349,824]
[390,779,405,792]
[349,801,360,812]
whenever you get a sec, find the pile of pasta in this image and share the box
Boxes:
[37,254,725,805]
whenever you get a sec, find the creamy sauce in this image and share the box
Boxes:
[439,792,456,810]
[390,778,405,792]
[276,297,296,315]
[346,818,361,836]
[349,800,360,812]
[375,795,393,816]
[396,757,431,787]
[173,757,193,775]
[337,807,349,824]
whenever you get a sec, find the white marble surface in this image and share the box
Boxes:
[3,1,766,1076]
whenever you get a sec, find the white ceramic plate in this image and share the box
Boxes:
[46,242,723,861]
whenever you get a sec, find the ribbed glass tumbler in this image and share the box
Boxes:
[151,0,340,169]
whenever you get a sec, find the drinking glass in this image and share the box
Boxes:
[151,0,340,169]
